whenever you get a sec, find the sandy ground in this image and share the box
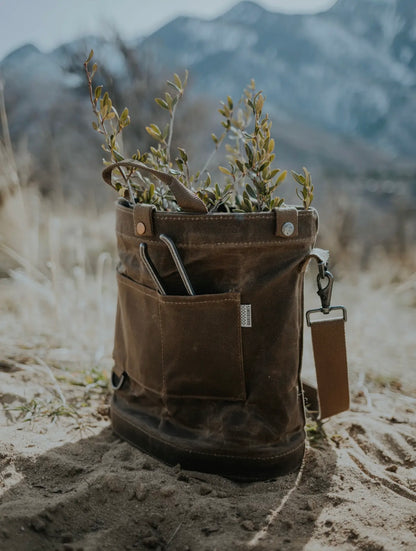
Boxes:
[1,275,416,551]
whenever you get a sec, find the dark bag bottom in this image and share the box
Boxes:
[111,394,305,481]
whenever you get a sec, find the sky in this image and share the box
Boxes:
[0,0,337,60]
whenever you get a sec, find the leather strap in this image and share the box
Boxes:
[309,317,349,419]
[301,248,349,419]
[102,160,208,214]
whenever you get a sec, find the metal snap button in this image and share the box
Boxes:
[136,222,146,235]
[281,221,295,237]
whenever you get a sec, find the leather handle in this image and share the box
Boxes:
[102,160,208,214]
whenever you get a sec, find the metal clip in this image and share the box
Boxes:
[317,261,334,314]
[306,259,348,326]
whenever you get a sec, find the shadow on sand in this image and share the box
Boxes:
[0,425,337,551]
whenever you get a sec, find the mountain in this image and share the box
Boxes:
[140,0,416,160]
[0,0,415,196]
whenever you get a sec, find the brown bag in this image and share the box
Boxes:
[104,161,349,481]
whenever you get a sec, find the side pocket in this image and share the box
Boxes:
[160,293,246,400]
[113,272,163,393]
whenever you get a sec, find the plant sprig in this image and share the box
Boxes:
[84,50,314,212]
[291,167,314,209]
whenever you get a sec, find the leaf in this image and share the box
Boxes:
[86,49,94,63]
[256,94,264,114]
[91,121,98,130]
[183,69,189,89]
[219,166,232,176]
[112,150,124,162]
[259,161,270,173]
[173,73,182,90]
[177,147,188,162]
[149,123,162,134]
[275,170,287,184]
[211,133,218,145]
[291,170,305,185]
[246,184,257,199]
[162,123,169,140]
[165,91,173,105]
[167,80,181,93]
[145,126,162,141]
[94,85,103,99]
[120,107,130,126]
[244,143,253,164]
[155,98,169,110]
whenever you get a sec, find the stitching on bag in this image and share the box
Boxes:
[162,298,238,305]
[117,273,159,299]
[113,406,304,461]
[158,299,167,401]
[157,215,272,221]
[116,232,312,247]
[155,212,312,221]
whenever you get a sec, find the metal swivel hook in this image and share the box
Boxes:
[316,262,334,314]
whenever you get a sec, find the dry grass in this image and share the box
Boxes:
[0,78,415,425]
[0,190,415,422]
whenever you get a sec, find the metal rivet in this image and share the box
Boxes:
[282,222,295,237]
[136,222,146,235]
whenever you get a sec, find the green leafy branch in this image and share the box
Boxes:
[291,167,314,209]
[84,50,314,212]
[221,87,286,212]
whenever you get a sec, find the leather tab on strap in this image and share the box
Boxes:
[274,207,298,238]
[133,204,156,237]
[310,317,349,419]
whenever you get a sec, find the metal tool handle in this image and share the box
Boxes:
[139,243,167,295]
[160,234,195,296]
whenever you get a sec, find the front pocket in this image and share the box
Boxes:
[160,293,245,400]
[113,272,245,400]
[114,272,163,393]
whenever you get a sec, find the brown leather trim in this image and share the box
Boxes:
[274,206,299,237]
[133,203,156,237]
[310,317,349,419]
[116,201,319,246]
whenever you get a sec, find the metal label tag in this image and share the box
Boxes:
[240,304,252,328]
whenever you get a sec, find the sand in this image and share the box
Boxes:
[1,275,416,551]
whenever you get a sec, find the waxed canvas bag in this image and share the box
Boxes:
[104,161,349,481]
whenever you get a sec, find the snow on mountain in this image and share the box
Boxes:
[138,0,416,159]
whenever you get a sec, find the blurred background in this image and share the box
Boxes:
[0,0,415,394]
